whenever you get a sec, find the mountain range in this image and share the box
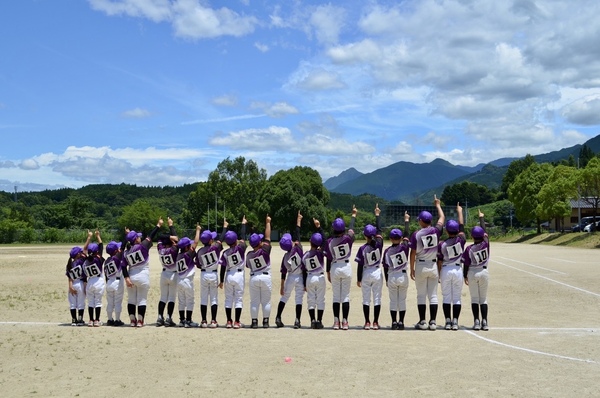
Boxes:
[324,134,600,203]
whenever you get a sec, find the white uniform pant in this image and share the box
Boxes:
[105,277,124,320]
[160,269,178,303]
[224,270,245,309]
[361,266,383,306]
[331,262,352,303]
[68,279,86,310]
[468,267,489,305]
[415,260,438,305]
[200,270,219,306]
[178,275,195,311]
[86,277,106,308]
[281,273,304,305]
[441,265,463,305]
[128,266,150,306]
[249,273,272,319]
[306,273,326,310]
[387,270,409,311]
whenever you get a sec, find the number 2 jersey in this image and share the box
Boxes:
[409,225,443,262]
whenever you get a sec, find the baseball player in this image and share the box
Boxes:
[104,240,129,327]
[355,204,384,330]
[218,216,248,329]
[123,218,162,327]
[66,233,92,326]
[302,232,326,329]
[246,214,273,329]
[409,195,445,330]
[176,226,201,328]
[275,211,304,329]
[383,211,411,330]
[463,210,490,331]
[323,206,357,330]
[156,217,179,327]
[438,203,466,331]
[83,230,105,327]
[196,227,224,328]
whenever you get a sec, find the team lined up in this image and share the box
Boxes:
[65,196,490,331]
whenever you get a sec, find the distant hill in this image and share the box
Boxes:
[325,133,600,204]
[323,167,363,190]
[330,158,471,201]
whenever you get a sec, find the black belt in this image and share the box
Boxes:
[418,259,436,263]
[443,263,461,267]
[483,266,487,269]
[251,271,270,276]
[116,277,121,280]
[163,268,176,272]
[201,269,218,273]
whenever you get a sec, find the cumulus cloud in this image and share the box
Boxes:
[254,42,269,53]
[249,101,299,118]
[561,97,600,125]
[295,68,346,91]
[121,107,151,118]
[19,159,40,170]
[89,0,257,39]
[0,161,16,168]
[309,4,346,45]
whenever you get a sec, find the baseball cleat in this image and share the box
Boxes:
[445,319,452,330]
[106,319,115,326]
[178,320,186,328]
[251,319,259,329]
[77,318,85,326]
[391,322,398,330]
[452,319,459,331]
[93,320,101,327]
[333,318,340,330]
[316,320,324,329]
[136,319,144,328]
[226,320,233,329]
[71,319,77,327]
[372,322,379,330]
[415,321,428,330]
[481,319,489,331]
[275,317,284,328]
[293,319,301,329]
[130,320,137,327]
[210,320,218,328]
[113,320,124,327]
[201,320,208,328]
[186,320,199,328]
[156,316,164,327]
[398,322,405,330]
[311,320,318,329]
[263,318,270,328]
[165,317,176,327]
[233,321,241,329]
[88,320,94,327]
[342,319,349,330]
[473,319,481,331]
[429,320,437,331]
[363,322,371,330]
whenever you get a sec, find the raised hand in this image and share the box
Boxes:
[313,218,321,229]
[266,214,271,224]
[242,215,247,224]
[404,211,410,222]
[168,217,173,227]
[223,218,229,229]
[374,203,380,216]
[352,204,358,217]
[478,209,484,218]
[434,194,440,206]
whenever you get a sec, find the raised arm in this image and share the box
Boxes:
[264,214,271,242]
[434,195,445,227]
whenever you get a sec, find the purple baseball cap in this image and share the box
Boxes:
[177,237,193,249]
[363,224,377,238]
[279,233,293,252]
[200,230,217,244]
[471,226,485,239]
[310,232,323,246]
[249,233,264,248]
[418,211,433,224]
[70,246,83,259]
[446,220,459,234]
[87,243,99,254]
[224,231,238,245]
[389,229,403,240]
[106,241,122,255]
[126,230,142,243]
[332,218,346,233]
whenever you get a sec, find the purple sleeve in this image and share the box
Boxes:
[408,232,417,250]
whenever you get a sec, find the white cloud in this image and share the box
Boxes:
[295,68,346,91]
[121,107,151,118]
[309,4,346,45]
[249,101,299,118]
[211,94,238,107]
[254,42,269,53]
[19,159,40,170]
[210,126,296,150]
[561,96,600,125]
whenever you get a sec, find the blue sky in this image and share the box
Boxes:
[2,0,600,192]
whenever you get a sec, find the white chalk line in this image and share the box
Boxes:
[464,330,598,364]
[496,256,567,275]
[491,259,600,298]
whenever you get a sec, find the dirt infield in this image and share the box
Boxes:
[1,243,599,397]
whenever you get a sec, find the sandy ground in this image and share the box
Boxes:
[1,242,600,397]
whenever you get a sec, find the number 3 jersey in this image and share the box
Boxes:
[383,242,410,273]
[409,225,443,262]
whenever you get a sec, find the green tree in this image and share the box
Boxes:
[508,162,553,232]
[117,199,164,237]
[536,165,577,231]
[258,166,330,233]
[501,154,536,198]
[578,144,595,168]
[578,157,600,223]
